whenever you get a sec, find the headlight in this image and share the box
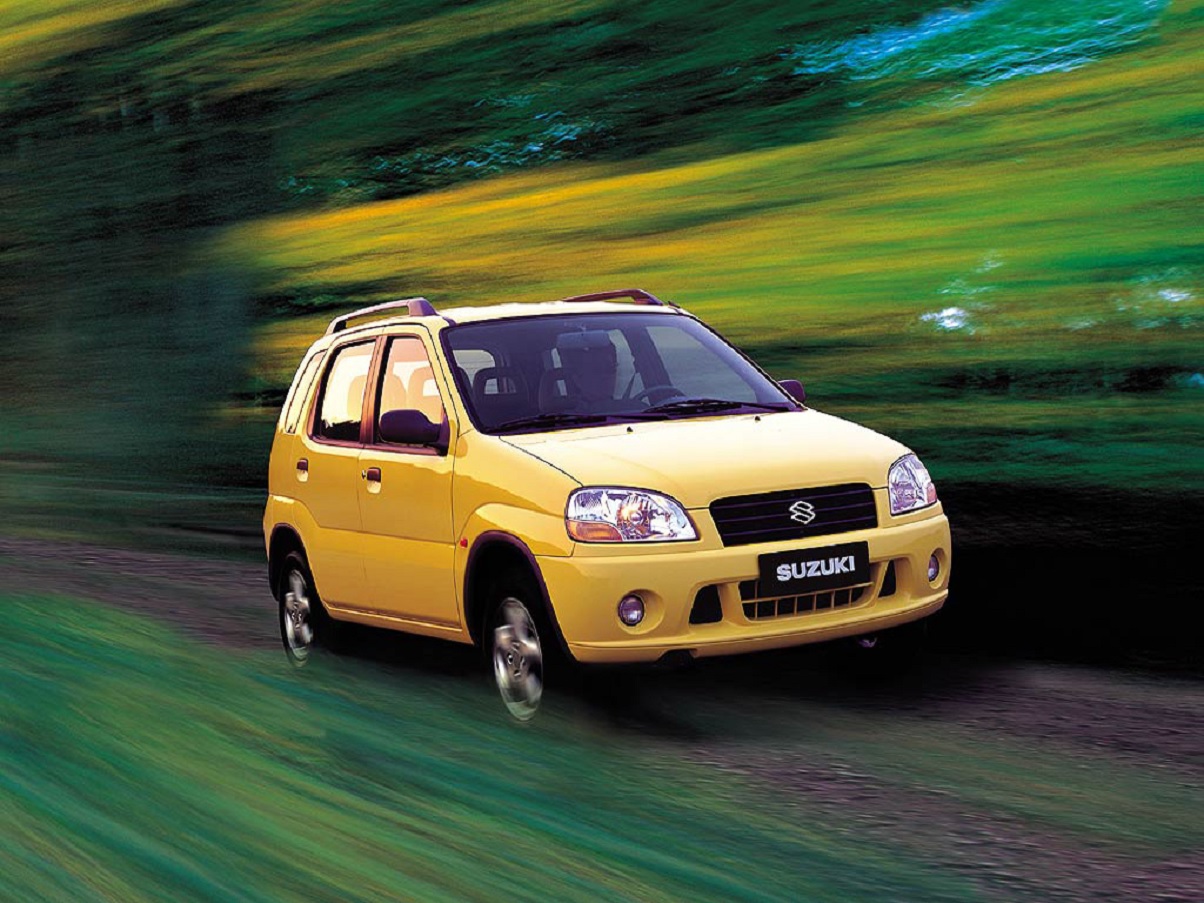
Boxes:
[888,453,938,516]
[566,487,697,542]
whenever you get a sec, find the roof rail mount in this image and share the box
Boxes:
[555,289,677,308]
[326,297,438,335]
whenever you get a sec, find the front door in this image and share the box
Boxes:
[356,332,459,626]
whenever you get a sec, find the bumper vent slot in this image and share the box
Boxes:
[880,560,897,597]
[710,483,877,547]
[690,585,723,624]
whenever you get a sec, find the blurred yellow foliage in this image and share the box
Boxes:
[158,0,606,91]
[229,0,1201,381]
[0,0,182,74]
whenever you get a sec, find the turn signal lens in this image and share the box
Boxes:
[567,521,623,542]
[566,487,697,542]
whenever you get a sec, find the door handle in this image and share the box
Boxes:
[364,467,382,483]
[296,458,308,473]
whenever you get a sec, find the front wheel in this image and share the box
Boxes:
[490,596,545,721]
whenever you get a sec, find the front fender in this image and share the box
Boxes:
[454,503,575,628]
[458,503,575,559]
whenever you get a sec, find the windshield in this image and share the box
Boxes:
[442,312,797,434]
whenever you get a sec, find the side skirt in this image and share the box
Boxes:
[322,603,474,644]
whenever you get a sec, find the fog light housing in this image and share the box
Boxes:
[617,594,645,626]
[927,554,940,582]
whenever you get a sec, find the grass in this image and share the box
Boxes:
[0,593,976,902]
[4,592,1201,900]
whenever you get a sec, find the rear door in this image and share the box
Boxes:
[356,331,460,626]
[294,338,376,605]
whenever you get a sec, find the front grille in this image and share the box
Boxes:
[739,581,867,621]
[710,483,877,547]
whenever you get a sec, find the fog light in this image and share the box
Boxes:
[927,554,940,582]
[617,594,645,626]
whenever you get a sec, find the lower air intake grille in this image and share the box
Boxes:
[739,579,867,621]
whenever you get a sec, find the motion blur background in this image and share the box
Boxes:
[3,0,1200,656]
[2,2,1202,901]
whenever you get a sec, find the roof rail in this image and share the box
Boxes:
[554,288,677,308]
[325,297,438,335]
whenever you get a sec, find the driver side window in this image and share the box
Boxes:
[375,336,446,440]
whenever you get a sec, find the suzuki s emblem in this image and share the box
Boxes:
[788,500,817,525]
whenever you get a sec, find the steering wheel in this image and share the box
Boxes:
[631,384,683,405]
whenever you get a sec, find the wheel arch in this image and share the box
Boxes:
[268,524,306,600]
[463,531,573,659]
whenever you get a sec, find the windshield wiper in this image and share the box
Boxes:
[491,412,609,433]
[493,401,789,431]
[641,398,792,415]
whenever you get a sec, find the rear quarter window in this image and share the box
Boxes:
[280,351,326,434]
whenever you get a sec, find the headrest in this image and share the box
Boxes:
[346,375,366,420]
[556,330,614,355]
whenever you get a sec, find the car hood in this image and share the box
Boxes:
[501,409,909,508]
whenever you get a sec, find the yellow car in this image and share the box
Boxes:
[264,289,951,719]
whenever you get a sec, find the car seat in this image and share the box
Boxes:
[473,366,530,424]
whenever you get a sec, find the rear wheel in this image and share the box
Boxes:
[278,551,339,665]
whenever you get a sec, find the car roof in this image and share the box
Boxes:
[310,292,686,353]
[439,300,682,324]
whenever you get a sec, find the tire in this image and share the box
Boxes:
[278,550,341,666]
[485,568,553,721]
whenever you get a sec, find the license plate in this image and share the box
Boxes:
[758,541,870,595]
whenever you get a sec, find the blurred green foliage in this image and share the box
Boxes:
[0,0,1200,543]
[0,593,981,902]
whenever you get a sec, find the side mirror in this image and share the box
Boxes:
[380,409,442,446]
[779,379,806,404]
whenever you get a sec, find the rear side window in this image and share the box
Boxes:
[281,351,325,434]
[313,342,374,442]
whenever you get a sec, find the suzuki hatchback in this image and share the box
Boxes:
[264,290,951,719]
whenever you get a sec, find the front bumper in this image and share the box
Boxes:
[537,511,951,664]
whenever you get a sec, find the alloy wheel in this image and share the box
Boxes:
[282,568,315,664]
[492,598,544,721]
